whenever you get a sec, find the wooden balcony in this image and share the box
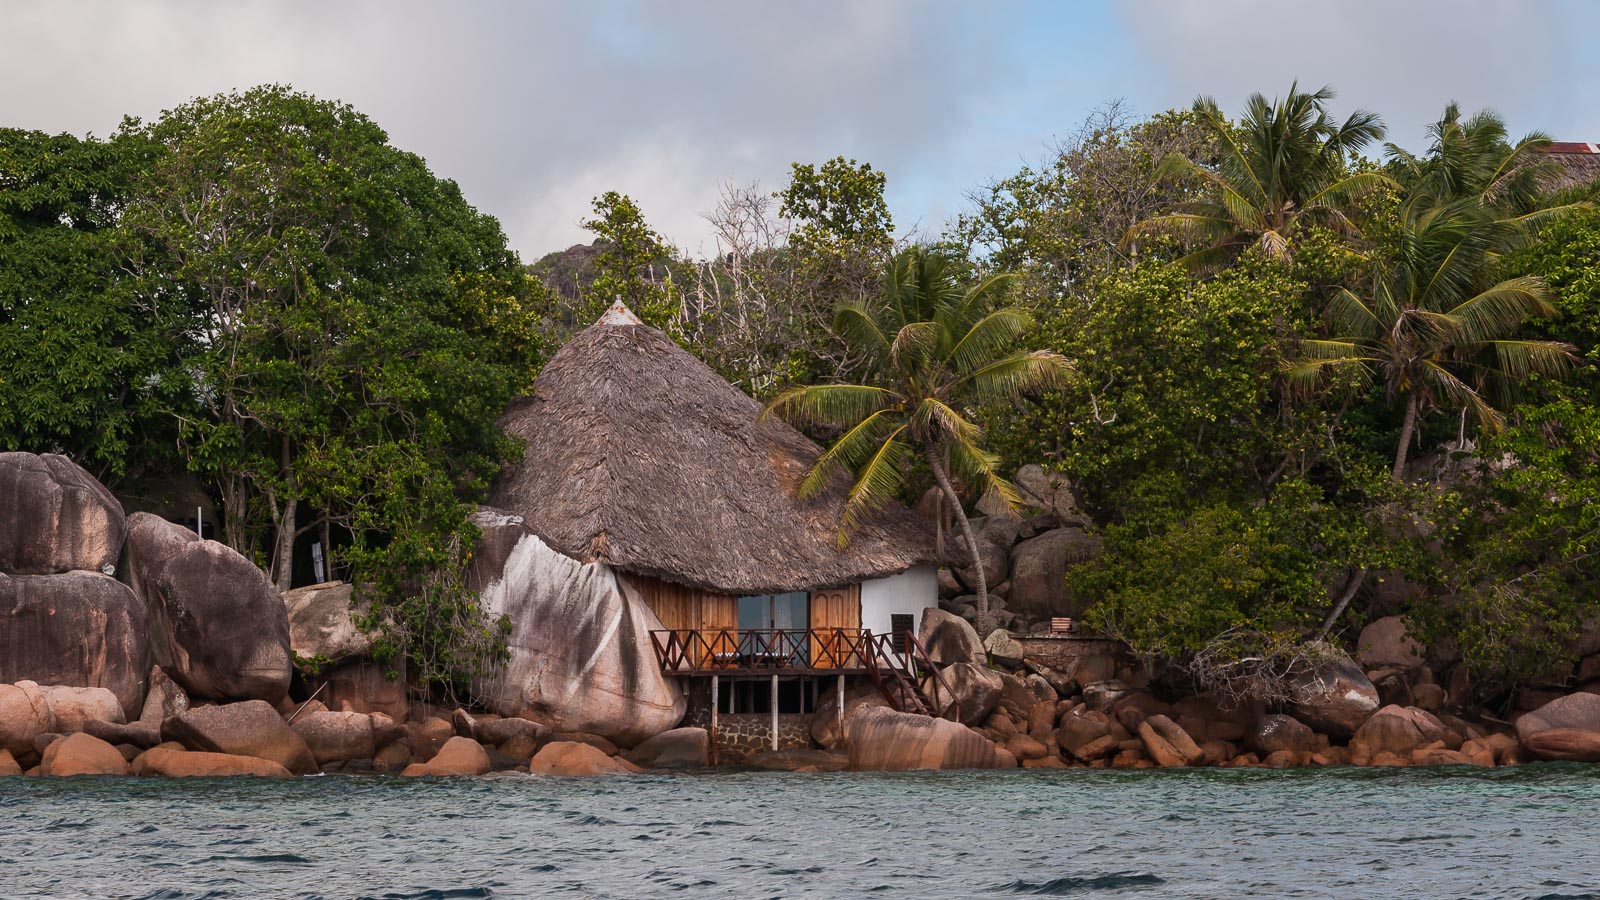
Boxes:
[649,627,901,675]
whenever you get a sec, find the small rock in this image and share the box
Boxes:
[1248,714,1316,757]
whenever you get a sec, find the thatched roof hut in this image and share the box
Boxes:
[1546,142,1600,192]
[489,302,933,596]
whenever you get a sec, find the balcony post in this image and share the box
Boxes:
[710,674,719,766]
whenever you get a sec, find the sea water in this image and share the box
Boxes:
[2,766,1598,899]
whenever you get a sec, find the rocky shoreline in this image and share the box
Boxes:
[3,449,1599,779]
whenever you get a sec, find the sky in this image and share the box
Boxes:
[4,0,1597,260]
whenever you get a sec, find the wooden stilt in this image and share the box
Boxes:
[837,674,846,749]
[771,674,780,751]
[710,675,719,766]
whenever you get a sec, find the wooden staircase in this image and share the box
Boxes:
[863,632,957,720]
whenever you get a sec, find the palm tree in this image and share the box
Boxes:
[1126,83,1391,268]
[767,247,1072,635]
[1387,103,1558,215]
[1283,197,1578,480]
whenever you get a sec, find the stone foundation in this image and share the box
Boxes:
[710,714,813,763]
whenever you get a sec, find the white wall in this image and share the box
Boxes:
[859,565,938,641]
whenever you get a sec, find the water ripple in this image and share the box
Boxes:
[2,767,1599,898]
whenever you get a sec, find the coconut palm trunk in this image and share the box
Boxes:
[1391,394,1420,482]
[926,440,989,636]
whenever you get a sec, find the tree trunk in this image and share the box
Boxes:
[272,497,297,593]
[925,441,989,637]
[271,436,297,593]
[1391,394,1420,482]
[1317,566,1368,640]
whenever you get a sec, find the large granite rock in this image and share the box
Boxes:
[0,681,51,756]
[954,536,1009,594]
[529,740,636,776]
[402,735,491,776]
[305,657,409,722]
[161,700,317,774]
[845,706,1009,770]
[1352,705,1455,757]
[934,661,1003,726]
[39,685,125,732]
[281,581,374,662]
[467,518,684,746]
[40,732,129,777]
[918,608,985,666]
[0,571,150,718]
[812,682,891,749]
[290,711,379,766]
[1014,464,1078,521]
[1249,714,1316,756]
[0,452,126,575]
[1357,616,1423,669]
[132,747,291,778]
[1289,656,1379,738]
[1516,693,1600,762]
[122,513,292,703]
[623,727,708,769]
[1007,528,1100,621]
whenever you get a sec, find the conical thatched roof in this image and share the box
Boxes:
[489,303,934,596]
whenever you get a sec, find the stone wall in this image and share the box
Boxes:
[710,714,814,763]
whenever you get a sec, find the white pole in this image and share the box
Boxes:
[770,674,779,751]
[837,674,846,749]
[196,506,203,538]
[710,675,719,766]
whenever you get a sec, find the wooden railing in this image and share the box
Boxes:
[650,627,957,720]
[650,627,891,672]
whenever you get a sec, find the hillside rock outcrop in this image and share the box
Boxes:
[122,513,293,703]
[0,572,150,718]
[467,514,684,746]
[0,452,126,575]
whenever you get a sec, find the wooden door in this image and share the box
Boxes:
[809,584,861,669]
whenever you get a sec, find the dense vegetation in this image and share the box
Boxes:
[4,82,1596,708]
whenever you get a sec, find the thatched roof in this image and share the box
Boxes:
[1546,143,1600,192]
[489,302,934,596]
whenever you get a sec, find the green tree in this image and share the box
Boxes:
[0,129,176,480]
[1285,197,1578,480]
[1387,104,1559,214]
[1127,83,1391,267]
[580,191,679,330]
[121,85,540,686]
[768,246,1071,634]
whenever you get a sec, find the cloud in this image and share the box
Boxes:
[1118,0,1597,154]
[0,0,1020,257]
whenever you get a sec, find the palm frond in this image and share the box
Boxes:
[837,427,912,542]
[1326,288,1383,340]
[951,350,1073,402]
[947,307,1032,376]
[765,383,899,429]
[910,397,982,447]
[1485,339,1580,380]
[1443,276,1557,343]
[799,409,900,500]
